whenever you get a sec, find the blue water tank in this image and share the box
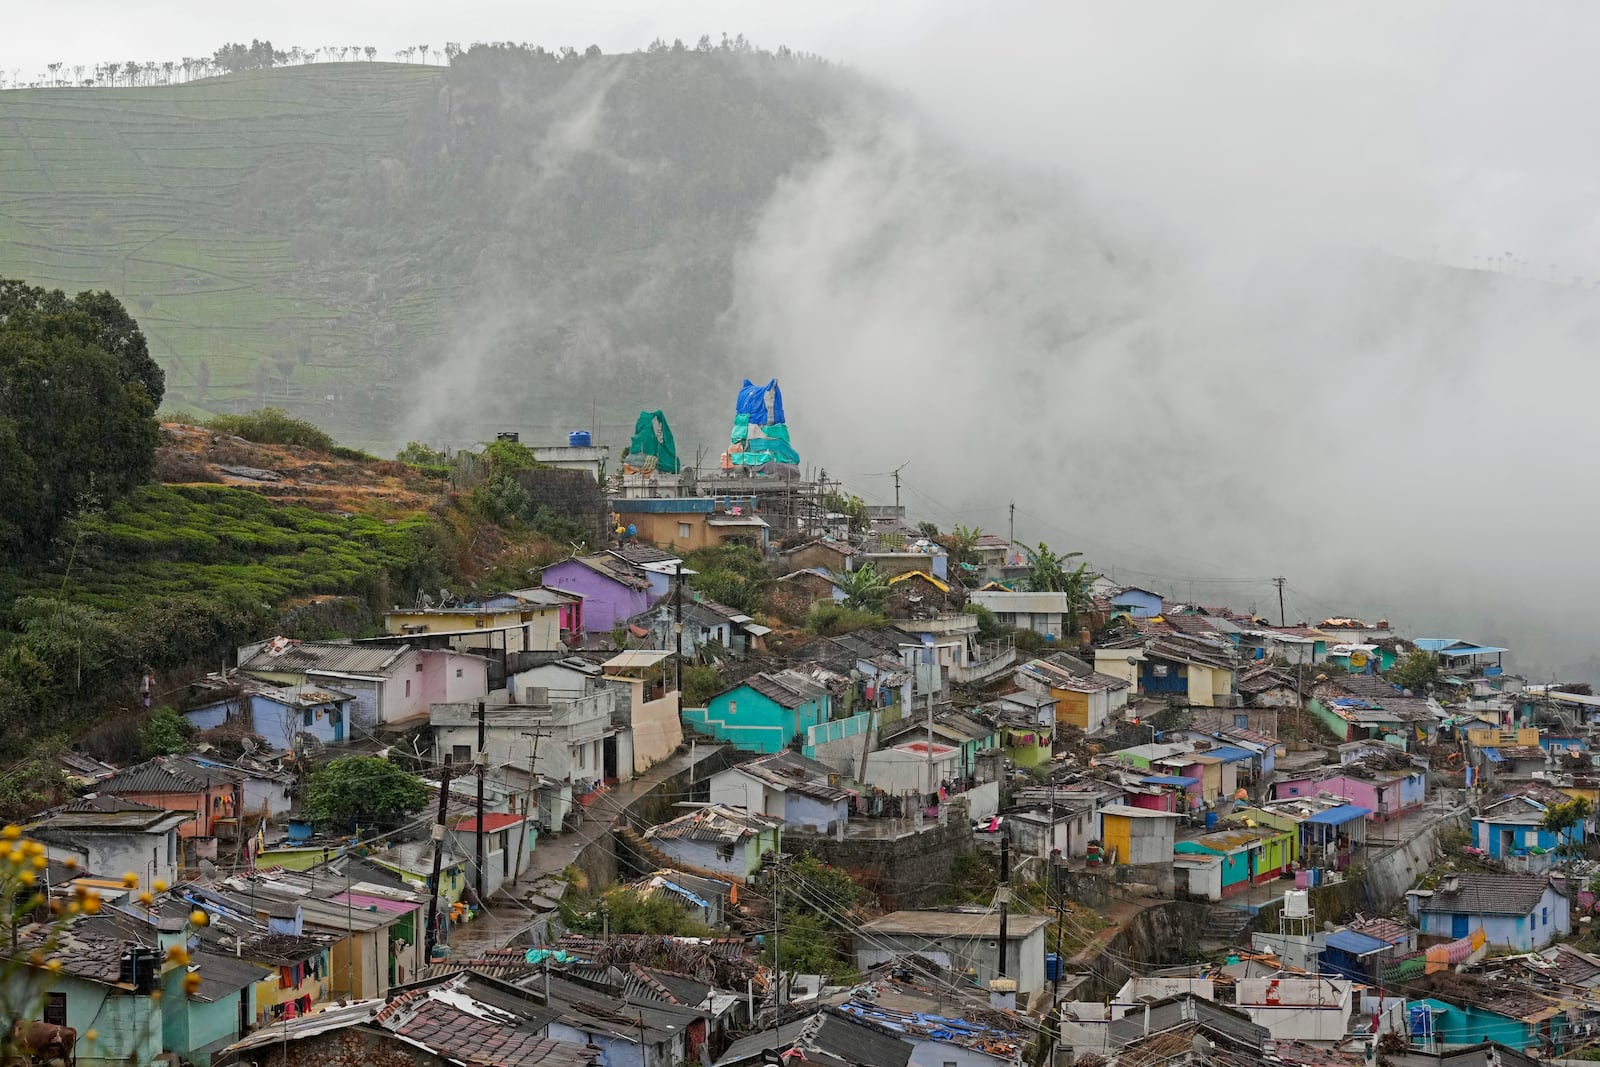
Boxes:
[569,430,592,447]
[1045,953,1062,982]
[1205,812,1219,831]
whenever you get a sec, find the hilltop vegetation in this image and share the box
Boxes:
[0,42,870,450]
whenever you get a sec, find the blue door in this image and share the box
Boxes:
[1451,914,1468,938]
[330,708,345,742]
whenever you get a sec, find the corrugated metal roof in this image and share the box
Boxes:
[646,805,782,843]
[1302,804,1371,825]
[1325,930,1392,957]
[240,639,410,676]
[98,755,244,795]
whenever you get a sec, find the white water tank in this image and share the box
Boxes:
[1283,889,1310,918]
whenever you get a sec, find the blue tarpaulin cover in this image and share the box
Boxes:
[1303,804,1372,825]
[1325,929,1391,956]
[1142,775,1199,786]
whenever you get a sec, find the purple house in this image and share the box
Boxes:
[539,555,655,634]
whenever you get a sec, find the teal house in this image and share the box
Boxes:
[1408,996,1568,1053]
[685,670,833,753]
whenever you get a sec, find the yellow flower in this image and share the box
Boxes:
[136,891,154,907]
[153,878,168,893]
[189,909,209,927]
[2,825,20,840]
[62,857,77,870]
[166,945,190,966]
[122,872,140,888]
[83,1030,97,1043]
[26,952,43,966]
[44,959,61,972]
[82,895,101,915]
[18,871,34,887]
[182,972,202,997]
[31,854,46,870]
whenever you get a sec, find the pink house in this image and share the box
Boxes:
[1272,768,1426,821]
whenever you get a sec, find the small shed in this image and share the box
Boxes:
[1098,804,1181,866]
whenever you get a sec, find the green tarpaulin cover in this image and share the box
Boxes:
[628,410,680,474]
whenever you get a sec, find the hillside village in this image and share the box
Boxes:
[5,393,1600,1067]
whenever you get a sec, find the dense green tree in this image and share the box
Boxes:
[1543,797,1591,862]
[1388,650,1440,692]
[834,562,890,611]
[139,706,191,757]
[1023,542,1097,634]
[304,755,428,827]
[0,282,162,555]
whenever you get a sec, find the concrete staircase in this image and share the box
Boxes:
[1201,905,1254,943]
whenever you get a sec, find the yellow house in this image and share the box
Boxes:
[1015,658,1131,735]
[384,597,563,655]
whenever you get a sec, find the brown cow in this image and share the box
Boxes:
[9,1020,76,1066]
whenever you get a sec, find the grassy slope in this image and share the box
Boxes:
[0,64,444,428]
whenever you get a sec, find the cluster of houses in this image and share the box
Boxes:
[14,426,1600,1067]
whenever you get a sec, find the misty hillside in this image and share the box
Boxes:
[0,45,868,450]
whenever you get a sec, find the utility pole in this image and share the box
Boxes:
[1273,577,1287,627]
[674,562,684,696]
[475,700,487,902]
[513,729,546,888]
[1009,502,1015,554]
[424,755,454,962]
[997,837,1010,978]
[892,463,906,516]
[771,858,783,1010]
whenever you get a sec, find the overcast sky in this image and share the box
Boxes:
[4,0,950,78]
[13,2,1600,672]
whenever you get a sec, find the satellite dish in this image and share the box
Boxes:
[241,737,258,754]
[1192,1035,1214,1060]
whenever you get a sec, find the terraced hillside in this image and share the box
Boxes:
[0,63,446,437]
[0,48,863,452]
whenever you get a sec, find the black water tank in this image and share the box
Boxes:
[118,947,161,994]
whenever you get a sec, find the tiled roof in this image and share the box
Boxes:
[377,978,590,1067]
[739,671,829,709]
[97,755,243,795]
[646,804,783,844]
[1420,874,1557,916]
[611,544,681,566]
[239,638,412,676]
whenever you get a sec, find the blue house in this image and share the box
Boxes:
[1474,783,1585,861]
[1412,873,1569,951]
[684,670,834,753]
[1110,587,1164,619]
[184,683,354,750]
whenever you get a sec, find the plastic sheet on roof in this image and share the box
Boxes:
[726,378,800,468]
[626,410,680,474]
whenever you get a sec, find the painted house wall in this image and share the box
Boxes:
[653,830,778,881]
[1110,590,1163,618]
[1419,888,1569,950]
[1101,814,1176,866]
[11,972,162,1067]
[1407,997,1562,1052]
[1474,815,1581,858]
[107,785,239,841]
[615,676,682,774]
[385,606,562,654]
[540,560,654,633]
[854,926,1047,997]
[691,686,831,754]
[162,965,248,1064]
[38,830,180,890]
